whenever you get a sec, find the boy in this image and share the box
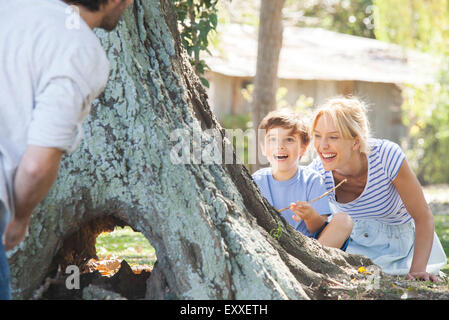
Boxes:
[252,109,353,249]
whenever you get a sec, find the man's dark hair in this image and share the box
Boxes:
[64,0,109,11]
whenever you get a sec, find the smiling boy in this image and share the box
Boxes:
[252,109,353,249]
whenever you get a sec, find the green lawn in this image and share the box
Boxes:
[95,226,156,267]
[434,215,449,275]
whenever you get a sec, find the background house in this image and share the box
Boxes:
[204,24,437,144]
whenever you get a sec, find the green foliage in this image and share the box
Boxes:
[401,75,449,183]
[215,0,377,38]
[220,112,252,168]
[220,112,252,130]
[374,0,449,54]
[215,0,260,26]
[173,0,220,87]
[374,0,449,184]
[286,0,376,38]
[434,214,449,275]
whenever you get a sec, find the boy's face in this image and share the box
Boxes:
[261,127,307,177]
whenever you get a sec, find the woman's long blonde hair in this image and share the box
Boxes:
[311,96,371,154]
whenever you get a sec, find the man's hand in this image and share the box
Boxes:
[3,217,30,251]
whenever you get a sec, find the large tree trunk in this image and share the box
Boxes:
[251,0,285,171]
[8,0,373,300]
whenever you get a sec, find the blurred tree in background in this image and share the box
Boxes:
[374,0,449,184]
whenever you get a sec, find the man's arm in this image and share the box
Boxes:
[3,145,63,250]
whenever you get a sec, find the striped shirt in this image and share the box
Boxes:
[308,138,412,224]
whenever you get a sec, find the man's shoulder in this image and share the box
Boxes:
[13,1,110,91]
[4,0,102,51]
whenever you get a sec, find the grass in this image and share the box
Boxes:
[423,184,449,275]
[434,215,449,275]
[95,226,156,267]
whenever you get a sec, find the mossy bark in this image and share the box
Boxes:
[8,0,373,300]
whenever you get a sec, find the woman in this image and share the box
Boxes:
[309,96,446,281]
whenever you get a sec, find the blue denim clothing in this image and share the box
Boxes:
[346,219,447,275]
[0,200,11,300]
[0,234,11,300]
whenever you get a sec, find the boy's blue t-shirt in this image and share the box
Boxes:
[252,166,332,237]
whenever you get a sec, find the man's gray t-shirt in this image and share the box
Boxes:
[0,0,110,233]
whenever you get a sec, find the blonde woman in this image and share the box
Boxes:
[308,96,447,281]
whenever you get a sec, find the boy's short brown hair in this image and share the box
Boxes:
[258,109,310,146]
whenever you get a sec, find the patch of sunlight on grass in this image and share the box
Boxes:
[95,226,156,267]
[434,215,449,275]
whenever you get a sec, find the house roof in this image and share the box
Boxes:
[204,24,438,85]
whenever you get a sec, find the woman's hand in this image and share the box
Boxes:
[405,271,440,282]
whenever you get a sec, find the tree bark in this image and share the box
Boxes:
[8,0,373,300]
[251,0,286,170]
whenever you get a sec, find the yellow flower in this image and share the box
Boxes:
[358,266,367,273]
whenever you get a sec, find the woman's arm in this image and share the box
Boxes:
[392,159,439,282]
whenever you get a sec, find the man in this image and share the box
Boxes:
[0,0,134,299]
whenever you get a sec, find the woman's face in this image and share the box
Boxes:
[313,114,358,172]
